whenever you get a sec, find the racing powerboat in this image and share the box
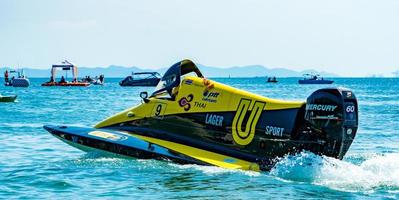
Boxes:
[44,59,358,171]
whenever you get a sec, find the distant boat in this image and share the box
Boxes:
[4,69,30,87]
[81,74,105,85]
[92,78,104,85]
[0,94,17,102]
[119,72,161,87]
[266,76,278,83]
[41,60,90,87]
[298,74,333,84]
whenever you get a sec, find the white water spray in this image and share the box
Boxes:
[270,152,399,192]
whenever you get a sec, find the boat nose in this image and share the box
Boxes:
[43,125,55,132]
[43,125,65,133]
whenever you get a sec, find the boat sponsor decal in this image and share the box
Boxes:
[71,135,79,143]
[202,78,214,90]
[178,94,194,111]
[311,115,339,120]
[265,125,284,137]
[344,91,353,98]
[232,99,266,146]
[194,101,207,109]
[205,113,224,127]
[223,158,237,163]
[306,104,337,112]
[152,103,167,119]
[88,131,128,141]
[202,90,220,103]
[346,105,355,113]
[184,79,193,85]
[344,103,357,121]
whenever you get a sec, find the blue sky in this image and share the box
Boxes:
[0,0,398,76]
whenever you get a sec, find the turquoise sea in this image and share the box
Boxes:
[1,78,398,199]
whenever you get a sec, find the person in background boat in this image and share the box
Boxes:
[99,74,104,83]
[4,70,9,83]
[60,76,66,83]
[45,76,54,84]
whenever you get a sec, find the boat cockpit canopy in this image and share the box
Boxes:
[151,59,203,98]
[132,72,161,79]
[51,60,78,80]
[303,73,321,80]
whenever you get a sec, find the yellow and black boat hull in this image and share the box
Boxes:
[44,125,261,171]
[44,60,358,171]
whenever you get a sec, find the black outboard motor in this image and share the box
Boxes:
[304,88,358,159]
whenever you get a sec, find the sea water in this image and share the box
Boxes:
[0,78,398,199]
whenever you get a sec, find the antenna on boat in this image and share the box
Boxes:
[63,60,69,64]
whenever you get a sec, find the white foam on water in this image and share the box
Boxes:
[0,122,43,128]
[270,151,399,192]
[72,155,124,165]
[170,163,261,177]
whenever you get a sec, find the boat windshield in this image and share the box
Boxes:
[151,60,203,98]
[132,72,160,80]
[303,73,320,80]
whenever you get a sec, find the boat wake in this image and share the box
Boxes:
[270,151,399,193]
[55,148,399,194]
[171,164,261,177]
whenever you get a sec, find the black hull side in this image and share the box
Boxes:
[106,110,335,160]
[106,120,328,166]
[44,125,205,166]
[44,123,340,171]
[44,125,266,170]
[119,78,160,87]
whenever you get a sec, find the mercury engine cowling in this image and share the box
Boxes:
[303,87,358,159]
